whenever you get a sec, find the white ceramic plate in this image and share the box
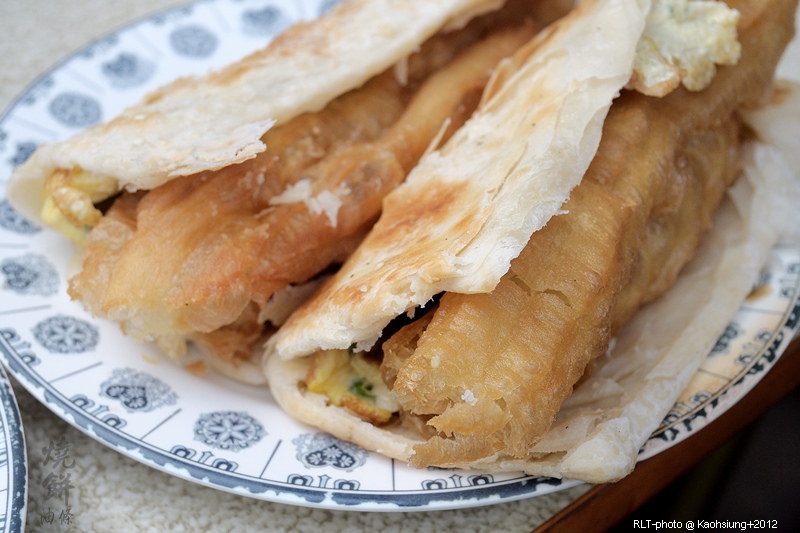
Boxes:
[0,0,798,512]
[0,365,27,532]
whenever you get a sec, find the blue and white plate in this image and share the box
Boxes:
[0,0,798,512]
[0,365,27,532]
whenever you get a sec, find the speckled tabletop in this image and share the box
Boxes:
[0,1,590,531]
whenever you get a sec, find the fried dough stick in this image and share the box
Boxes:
[69,23,537,361]
[71,67,409,356]
[385,0,797,467]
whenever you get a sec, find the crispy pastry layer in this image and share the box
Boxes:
[269,0,650,360]
[390,0,797,468]
[68,22,537,376]
[6,0,506,224]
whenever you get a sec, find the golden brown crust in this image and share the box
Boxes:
[400,104,743,467]
[11,5,559,387]
[269,0,650,360]
[392,0,799,470]
[68,20,536,383]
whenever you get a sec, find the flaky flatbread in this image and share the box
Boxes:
[6,0,503,224]
[268,0,651,359]
[60,17,541,383]
[266,79,800,483]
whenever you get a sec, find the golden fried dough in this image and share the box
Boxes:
[390,0,797,467]
[69,23,536,370]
